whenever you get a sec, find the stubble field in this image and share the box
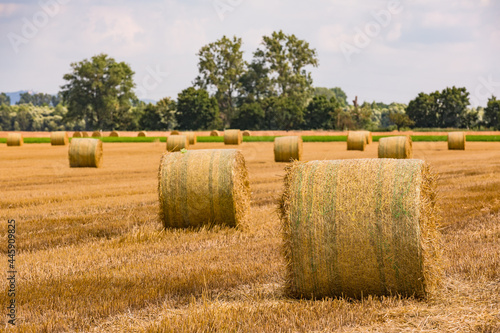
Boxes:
[0,141,499,332]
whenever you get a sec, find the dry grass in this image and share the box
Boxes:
[0,141,499,332]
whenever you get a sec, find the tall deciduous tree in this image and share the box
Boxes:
[304,95,340,129]
[176,87,221,130]
[0,93,10,106]
[483,96,500,129]
[313,87,348,106]
[61,53,136,130]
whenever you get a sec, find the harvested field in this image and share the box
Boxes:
[0,141,499,332]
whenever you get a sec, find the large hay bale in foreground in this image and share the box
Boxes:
[50,131,69,146]
[138,131,147,137]
[68,138,103,168]
[6,133,23,146]
[347,131,367,151]
[73,131,82,138]
[158,149,251,228]
[210,130,220,137]
[167,135,189,152]
[186,132,197,145]
[448,132,465,150]
[280,159,440,299]
[82,132,89,137]
[274,136,303,162]
[109,131,120,137]
[170,130,180,135]
[224,129,242,145]
[378,136,413,159]
[91,130,102,137]
[242,130,251,136]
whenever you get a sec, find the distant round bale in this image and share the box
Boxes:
[51,131,69,146]
[167,135,189,152]
[274,136,303,162]
[138,131,147,137]
[109,131,120,137]
[91,130,102,137]
[448,132,465,150]
[6,133,23,146]
[170,130,180,135]
[224,129,242,145]
[242,130,251,136]
[73,131,82,138]
[82,132,89,137]
[361,130,372,144]
[378,136,413,159]
[280,158,440,299]
[68,138,103,168]
[186,132,197,145]
[210,130,220,137]
[158,149,251,228]
[347,131,367,151]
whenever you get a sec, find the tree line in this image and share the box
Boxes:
[1,30,499,131]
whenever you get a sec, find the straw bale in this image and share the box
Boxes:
[378,136,413,159]
[170,130,180,135]
[347,131,367,151]
[158,149,251,228]
[280,158,441,299]
[224,129,242,145]
[360,131,372,144]
[448,132,465,150]
[242,130,251,136]
[82,132,89,137]
[91,130,102,137]
[73,131,82,138]
[138,131,147,137]
[210,130,220,137]
[50,131,69,146]
[6,133,23,146]
[109,131,120,137]
[186,132,197,145]
[274,136,303,162]
[68,138,103,168]
[167,135,189,152]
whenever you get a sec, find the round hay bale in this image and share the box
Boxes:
[167,135,189,152]
[242,130,251,136]
[274,136,303,162]
[158,149,251,228]
[378,136,413,159]
[361,130,372,144]
[347,131,367,151]
[224,129,242,145]
[138,131,147,137]
[6,133,23,146]
[68,138,103,168]
[73,131,82,138]
[82,132,89,137]
[91,130,102,137]
[186,132,197,145]
[109,130,120,137]
[210,130,220,137]
[448,132,465,150]
[170,130,180,135]
[280,158,440,299]
[50,131,69,146]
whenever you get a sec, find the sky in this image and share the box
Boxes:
[0,0,499,107]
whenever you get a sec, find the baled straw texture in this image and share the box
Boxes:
[186,132,197,145]
[138,131,147,137]
[274,136,303,162]
[347,131,367,151]
[224,129,242,145]
[170,130,180,135]
[158,149,251,229]
[6,133,23,146]
[280,158,441,300]
[210,130,220,137]
[68,138,103,168]
[378,136,413,159]
[448,132,466,150]
[91,130,102,137]
[109,131,120,137]
[360,130,372,144]
[242,130,251,136]
[73,131,82,138]
[50,131,69,146]
[167,135,189,152]
[82,132,89,137]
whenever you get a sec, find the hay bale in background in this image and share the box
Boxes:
[167,135,189,152]
[91,131,102,137]
[224,129,242,145]
[170,130,180,135]
[361,130,372,144]
[138,131,147,137]
[158,149,251,228]
[109,131,120,137]
[50,131,69,146]
[186,132,197,145]
[210,130,220,137]
[68,138,103,168]
[378,136,413,159]
[274,136,303,162]
[347,131,367,151]
[280,158,440,299]
[82,132,89,137]
[73,131,82,138]
[242,130,251,136]
[6,133,23,146]
[448,132,465,150]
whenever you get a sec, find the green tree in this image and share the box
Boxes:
[0,93,10,106]
[195,36,246,127]
[61,53,136,130]
[483,96,500,129]
[313,87,347,106]
[263,96,303,130]
[139,97,177,130]
[388,112,415,131]
[406,92,439,128]
[0,105,12,130]
[436,86,470,128]
[176,87,221,130]
[304,95,340,129]
[17,92,53,106]
[231,102,265,130]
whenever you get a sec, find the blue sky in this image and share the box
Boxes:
[1,0,498,106]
